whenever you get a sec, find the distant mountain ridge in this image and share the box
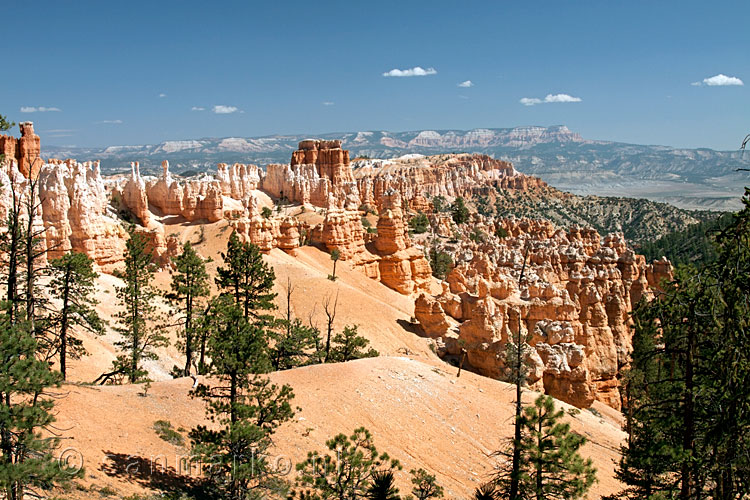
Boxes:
[43,125,749,211]
[41,126,588,171]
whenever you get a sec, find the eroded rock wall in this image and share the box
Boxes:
[415,215,672,409]
[0,158,126,271]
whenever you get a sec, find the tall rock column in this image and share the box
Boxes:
[374,190,431,294]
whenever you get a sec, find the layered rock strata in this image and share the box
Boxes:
[353,154,546,211]
[264,139,360,208]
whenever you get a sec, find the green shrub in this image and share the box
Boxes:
[153,420,185,446]
[429,249,453,279]
[408,213,430,234]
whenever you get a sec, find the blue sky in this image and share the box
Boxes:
[1,0,747,149]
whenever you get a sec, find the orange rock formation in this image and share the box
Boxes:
[414,216,672,409]
[0,122,43,178]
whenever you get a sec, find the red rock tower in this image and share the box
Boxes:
[0,121,42,178]
[290,139,353,185]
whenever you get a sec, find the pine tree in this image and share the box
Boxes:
[215,232,276,322]
[0,317,79,499]
[296,427,401,500]
[269,318,321,371]
[409,468,443,500]
[329,249,341,281]
[1,176,26,328]
[21,175,46,340]
[191,234,295,499]
[0,114,14,132]
[99,226,167,384]
[512,395,597,500]
[268,278,322,371]
[47,252,104,380]
[0,152,78,497]
[450,197,469,225]
[190,298,296,500]
[367,470,400,500]
[168,241,209,376]
[328,325,379,362]
[431,195,446,213]
[493,244,531,500]
[612,189,750,499]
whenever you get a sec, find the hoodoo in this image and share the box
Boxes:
[0,127,673,410]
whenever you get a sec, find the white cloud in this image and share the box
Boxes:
[98,120,123,124]
[382,66,437,77]
[322,101,335,106]
[159,93,167,98]
[213,105,239,114]
[543,93,582,103]
[692,74,744,86]
[458,80,474,88]
[458,95,470,100]
[191,106,206,111]
[20,106,61,113]
[520,93,582,106]
[520,97,542,106]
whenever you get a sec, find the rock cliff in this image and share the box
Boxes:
[0,157,126,271]
[264,139,360,208]
[414,215,672,409]
[353,154,546,211]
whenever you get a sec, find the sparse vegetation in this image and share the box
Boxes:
[429,248,453,280]
[450,197,469,224]
[329,249,341,281]
[97,225,167,384]
[408,212,430,234]
[328,325,379,362]
[47,252,105,380]
[153,420,185,446]
[296,427,401,499]
[469,227,485,243]
[168,242,210,376]
[431,195,447,213]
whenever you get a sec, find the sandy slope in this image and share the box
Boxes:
[71,220,437,384]
[54,357,624,499]
[51,220,626,498]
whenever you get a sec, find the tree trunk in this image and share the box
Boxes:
[60,265,72,380]
[680,323,696,499]
[130,268,140,383]
[183,290,193,376]
[509,246,529,500]
[536,415,543,500]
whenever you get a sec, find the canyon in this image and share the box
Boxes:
[0,123,672,411]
